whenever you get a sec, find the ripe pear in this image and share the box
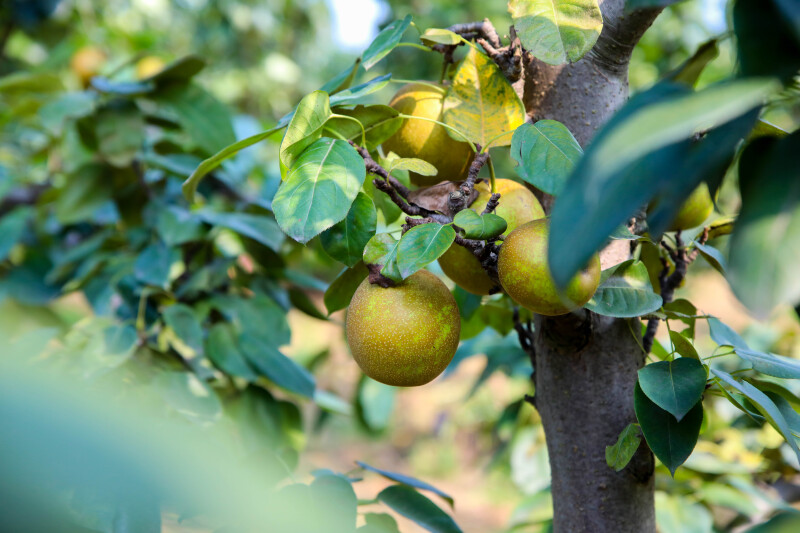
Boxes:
[136,56,166,79]
[346,270,460,387]
[665,183,714,231]
[498,219,601,316]
[439,179,545,295]
[70,46,106,87]
[383,82,474,186]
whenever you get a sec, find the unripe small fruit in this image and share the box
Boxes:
[70,46,106,87]
[665,183,714,231]
[136,56,166,79]
[383,83,474,186]
[439,179,544,295]
[498,219,600,316]
[346,270,460,387]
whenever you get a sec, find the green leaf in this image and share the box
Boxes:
[205,323,257,381]
[548,80,774,289]
[712,369,800,464]
[669,330,699,360]
[279,90,332,169]
[39,91,97,135]
[363,233,402,283]
[693,242,726,274]
[323,105,402,151]
[585,260,663,318]
[734,0,800,83]
[238,333,315,397]
[143,54,205,84]
[288,288,329,321]
[324,262,368,314]
[638,358,707,421]
[329,74,392,107]
[443,47,526,147]
[634,382,703,476]
[134,240,177,288]
[359,513,401,533]
[320,192,377,267]
[90,77,154,95]
[182,126,283,202]
[55,164,112,224]
[387,157,438,177]
[320,60,363,94]
[212,294,291,347]
[155,371,222,423]
[710,316,800,381]
[665,39,719,88]
[198,210,284,250]
[356,377,396,433]
[746,513,800,533]
[396,224,456,279]
[510,120,582,196]
[273,138,365,243]
[360,462,454,507]
[377,486,462,533]
[361,15,412,70]
[509,0,603,65]
[453,209,507,240]
[420,28,462,46]
[156,206,203,246]
[707,317,747,349]
[605,423,642,472]
[310,475,358,531]
[0,207,32,261]
[728,134,800,317]
[154,83,236,156]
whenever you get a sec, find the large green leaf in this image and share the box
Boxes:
[279,91,332,169]
[363,233,402,282]
[634,383,703,476]
[548,80,773,289]
[182,126,283,202]
[638,358,707,421]
[396,224,456,279]
[205,323,257,381]
[238,334,315,397]
[320,192,377,267]
[324,262,368,314]
[154,84,236,156]
[377,485,462,533]
[585,260,662,318]
[359,462,453,507]
[361,15,412,70]
[443,47,525,147]
[709,317,800,379]
[273,138,365,243]
[728,133,800,317]
[734,0,800,83]
[143,54,205,85]
[508,0,603,65]
[134,240,178,288]
[510,120,582,196]
[713,369,800,464]
[665,39,719,87]
[0,207,32,262]
[453,209,507,240]
[605,423,642,472]
[323,105,402,151]
[199,210,284,250]
[356,377,396,433]
[329,74,392,107]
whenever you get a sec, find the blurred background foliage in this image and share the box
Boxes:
[1,0,800,532]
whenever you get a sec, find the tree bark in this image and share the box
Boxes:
[519,1,664,531]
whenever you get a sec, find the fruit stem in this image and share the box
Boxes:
[329,113,366,147]
[396,112,477,153]
[487,156,496,193]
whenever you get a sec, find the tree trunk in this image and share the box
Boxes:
[519,1,664,531]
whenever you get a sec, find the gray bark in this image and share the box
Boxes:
[519,1,664,531]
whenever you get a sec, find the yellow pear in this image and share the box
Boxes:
[498,219,601,316]
[383,82,474,186]
[439,179,545,295]
[346,270,460,386]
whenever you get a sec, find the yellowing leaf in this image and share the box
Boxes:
[509,0,603,65]
[443,47,525,148]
